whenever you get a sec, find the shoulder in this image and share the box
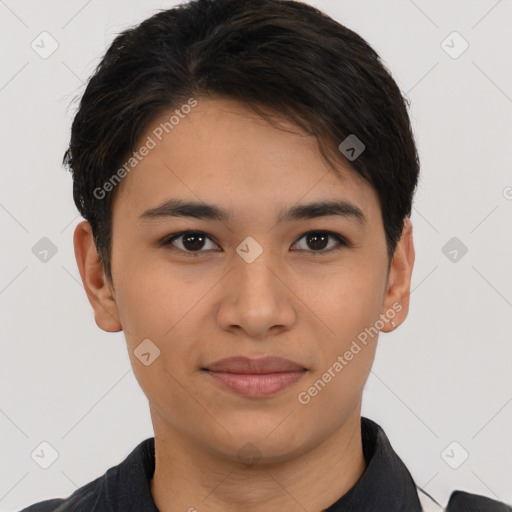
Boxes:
[419,487,512,512]
[18,498,66,511]
[445,490,512,511]
[18,437,155,512]
[18,475,104,511]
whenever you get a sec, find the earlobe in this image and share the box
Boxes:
[380,218,415,333]
[73,220,122,333]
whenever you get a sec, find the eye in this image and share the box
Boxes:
[291,231,348,254]
[159,230,348,257]
[160,231,219,256]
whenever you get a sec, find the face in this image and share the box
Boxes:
[74,96,414,464]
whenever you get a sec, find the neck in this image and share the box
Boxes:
[150,407,366,512]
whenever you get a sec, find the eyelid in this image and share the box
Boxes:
[292,230,349,254]
[158,230,221,255]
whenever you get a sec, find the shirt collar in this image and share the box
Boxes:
[101,435,159,512]
[102,416,422,511]
[325,417,422,511]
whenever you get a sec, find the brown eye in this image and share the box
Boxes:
[292,231,347,254]
[161,231,219,255]
[180,232,207,251]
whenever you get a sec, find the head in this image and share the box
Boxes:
[71,0,417,463]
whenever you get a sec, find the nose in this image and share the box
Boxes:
[216,246,298,339]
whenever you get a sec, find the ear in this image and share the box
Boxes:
[73,220,122,332]
[379,218,415,333]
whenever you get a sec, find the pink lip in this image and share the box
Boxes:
[204,356,306,374]
[204,370,306,397]
[202,356,307,398]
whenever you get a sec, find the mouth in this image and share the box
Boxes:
[202,369,307,397]
[201,356,307,398]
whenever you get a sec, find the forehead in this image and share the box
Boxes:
[112,97,378,221]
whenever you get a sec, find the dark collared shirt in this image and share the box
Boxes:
[20,417,511,511]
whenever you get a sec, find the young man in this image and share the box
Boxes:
[21,0,510,510]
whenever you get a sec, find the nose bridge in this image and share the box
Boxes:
[217,238,296,335]
[233,240,280,301]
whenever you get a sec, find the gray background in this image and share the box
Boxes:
[1,0,511,510]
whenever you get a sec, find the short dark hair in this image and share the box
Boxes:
[64,0,419,283]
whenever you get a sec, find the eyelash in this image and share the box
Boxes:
[159,230,349,257]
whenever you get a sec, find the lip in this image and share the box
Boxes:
[202,356,307,398]
[203,356,306,374]
[204,370,306,397]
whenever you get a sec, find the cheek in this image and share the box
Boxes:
[294,271,382,423]
[112,245,196,335]
[113,258,214,383]
[296,259,385,404]
[115,272,200,411]
[302,262,386,343]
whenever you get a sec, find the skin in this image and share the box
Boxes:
[74,96,415,512]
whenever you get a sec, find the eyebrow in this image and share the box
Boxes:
[138,198,366,225]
